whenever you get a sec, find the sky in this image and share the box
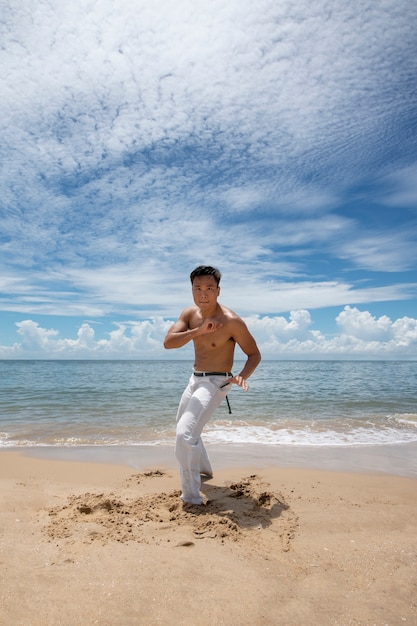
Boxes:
[1,0,417,360]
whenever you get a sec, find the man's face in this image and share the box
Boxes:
[191,275,220,308]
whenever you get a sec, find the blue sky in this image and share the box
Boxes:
[1,0,417,359]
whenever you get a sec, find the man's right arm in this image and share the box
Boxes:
[163,309,197,349]
[163,309,223,349]
[163,323,198,349]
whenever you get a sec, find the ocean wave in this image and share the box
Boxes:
[2,418,417,448]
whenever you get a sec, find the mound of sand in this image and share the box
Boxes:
[45,472,298,555]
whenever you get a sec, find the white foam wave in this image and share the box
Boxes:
[204,423,417,447]
[2,414,417,448]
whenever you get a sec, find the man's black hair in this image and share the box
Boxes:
[190,266,222,286]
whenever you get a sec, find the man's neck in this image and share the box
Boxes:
[198,303,221,319]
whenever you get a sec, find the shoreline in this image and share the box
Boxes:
[2,439,417,478]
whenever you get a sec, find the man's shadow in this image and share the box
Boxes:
[186,475,291,531]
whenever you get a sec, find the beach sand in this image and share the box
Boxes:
[0,449,416,625]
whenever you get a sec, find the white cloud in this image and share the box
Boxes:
[378,164,417,210]
[223,279,416,318]
[2,307,416,360]
[336,231,417,272]
[336,306,394,341]
[16,320,59,350]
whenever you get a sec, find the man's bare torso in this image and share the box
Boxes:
[187,304,237,372]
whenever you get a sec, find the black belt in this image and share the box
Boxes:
[194,371,233,377]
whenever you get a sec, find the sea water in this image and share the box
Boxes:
[1,360,416,450]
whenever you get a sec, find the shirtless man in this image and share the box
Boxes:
[164,265,261,505]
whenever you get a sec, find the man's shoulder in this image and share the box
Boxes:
[219,304,244,323]
[180,305,200,320]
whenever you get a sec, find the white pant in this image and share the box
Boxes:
[175,373,230,504]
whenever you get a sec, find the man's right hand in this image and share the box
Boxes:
[199,318,223,335]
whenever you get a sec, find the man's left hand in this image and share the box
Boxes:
[231,375,249,391]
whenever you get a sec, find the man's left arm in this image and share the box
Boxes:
[231,319,261,390]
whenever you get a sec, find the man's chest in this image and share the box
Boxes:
[194,328,235,350]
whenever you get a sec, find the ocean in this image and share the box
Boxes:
[1,360,416,451]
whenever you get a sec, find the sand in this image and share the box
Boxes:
[0,449,416,626]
